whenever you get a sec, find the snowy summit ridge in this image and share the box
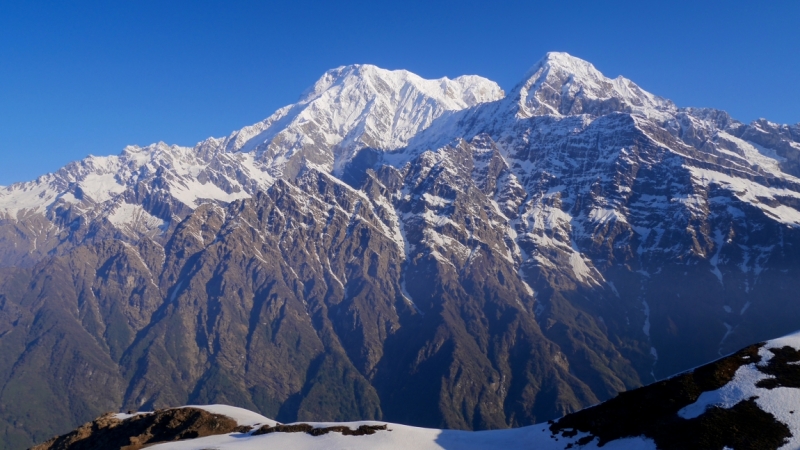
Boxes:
[219,63,504,177]
[516,52,675,119]
[0,63,502,230]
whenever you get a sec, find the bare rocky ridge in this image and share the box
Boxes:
[1,52,800,449]
[29,408,248,450]
[30,407,388,450]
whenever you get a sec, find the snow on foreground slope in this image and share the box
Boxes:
[36,331,800,449]
[141,406,656,450]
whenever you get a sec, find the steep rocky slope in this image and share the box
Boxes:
[1,53,800,449]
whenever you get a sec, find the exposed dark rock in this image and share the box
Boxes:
[252,423,314,435]
[29,408,248,450]
[756,346,800,389]
[252,422,388,436]
[551,344,792,449]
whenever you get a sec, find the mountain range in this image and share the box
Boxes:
[1,52,800,449]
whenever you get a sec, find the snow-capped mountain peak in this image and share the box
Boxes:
[217,64,504,177]
[299,64,503,108]
[515,52,675,120]
[0,63,504,256]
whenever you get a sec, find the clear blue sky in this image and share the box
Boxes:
[1,0,798,185]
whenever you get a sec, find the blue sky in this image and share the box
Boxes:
[1,0,798,185]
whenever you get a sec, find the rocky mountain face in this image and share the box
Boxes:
[1,53,800,449]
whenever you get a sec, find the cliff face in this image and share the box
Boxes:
[3,53,800,449]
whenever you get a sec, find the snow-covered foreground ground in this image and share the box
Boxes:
[147,405,655,450]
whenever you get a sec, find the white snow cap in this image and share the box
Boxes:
[220,63,504,176]
[301,64,504,108]
[516,52,674,120]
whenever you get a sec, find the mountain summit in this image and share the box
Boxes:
[220,64,503,177]
[2,53,800,449]
[515,52,674,119]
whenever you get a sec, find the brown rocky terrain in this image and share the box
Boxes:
[30,407,249,450]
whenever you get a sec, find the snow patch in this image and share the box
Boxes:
[107,203,165,233]
[678,330,800,450]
